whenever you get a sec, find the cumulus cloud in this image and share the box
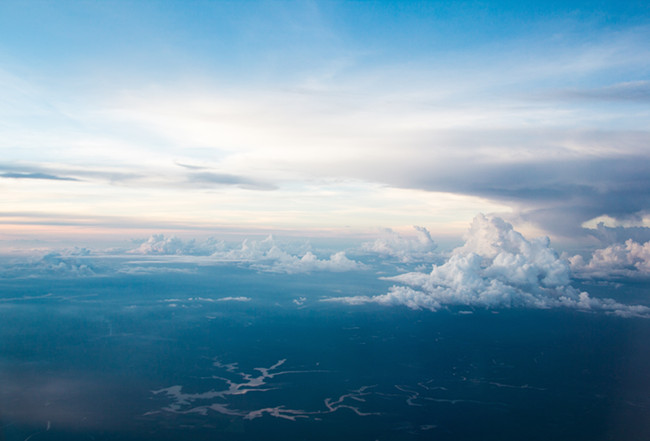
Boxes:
[128,234,364,274]
[129,234,226,256]
[362,226,437,263]
[218,236,364,274]
[570,240,650,279]
[324,215,649,317]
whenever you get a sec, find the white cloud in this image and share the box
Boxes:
[570,239,650,279]
[258,250,363,274]
[213,235,364,274]
[325,215,650,317]
[361,226,437,263]
[129,234,225,256]
[127,234,364,274]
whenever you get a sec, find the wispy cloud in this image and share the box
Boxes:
[0,172,79,181]
[186,171,277,190]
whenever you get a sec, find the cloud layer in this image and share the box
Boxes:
[325,215,650,317]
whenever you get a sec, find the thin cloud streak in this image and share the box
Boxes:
[0,172,80,181]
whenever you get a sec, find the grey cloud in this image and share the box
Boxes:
[0,163,140,184]
[0,171,80,181]
[187,171,278,190]
[406,155,649,206]
[336,130,650,241]
[0,162,274,191]
[174,161,208,170]
[586,223,650,245]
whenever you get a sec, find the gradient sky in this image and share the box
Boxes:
[1,0,649,245]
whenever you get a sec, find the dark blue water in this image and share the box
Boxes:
[1,266,648,440]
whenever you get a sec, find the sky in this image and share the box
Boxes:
[1,0,649,248]
[3,5,650,439]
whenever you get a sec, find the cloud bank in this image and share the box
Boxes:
[570,240,650,279]
[129,234,226,256]
[218,236,364,274]
[128,234,364,274]
[325,215,649,317]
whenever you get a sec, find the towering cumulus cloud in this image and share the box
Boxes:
[326,215,649,317]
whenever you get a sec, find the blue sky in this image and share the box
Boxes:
[1,0,649,246]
